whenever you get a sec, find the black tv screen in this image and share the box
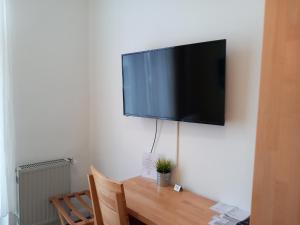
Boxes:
[122,39,226,125]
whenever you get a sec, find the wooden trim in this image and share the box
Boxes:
[50,191,94,225]
[75,193,93,214]
[49,190,89,202]
[64,196,88,221]
[52,199,76,225]
[88,174,104,225]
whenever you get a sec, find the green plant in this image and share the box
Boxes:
[156,158,172,174]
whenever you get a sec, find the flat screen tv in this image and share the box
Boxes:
[122,39,226,125]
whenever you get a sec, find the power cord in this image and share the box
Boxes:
[150,119,158,153]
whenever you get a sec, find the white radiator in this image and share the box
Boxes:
[16,159,72,225]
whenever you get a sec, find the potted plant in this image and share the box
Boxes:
[156,158,172,187]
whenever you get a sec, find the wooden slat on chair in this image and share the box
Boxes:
[75,193,93,213]
[88,174,104,225]
[90,166,130,225]
[53,190,88,201]
[63,196,88,222]
[50,191,94,225]
[51,198,76,225]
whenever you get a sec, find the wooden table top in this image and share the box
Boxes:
[123,176,216,225]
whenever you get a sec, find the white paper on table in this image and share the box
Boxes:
[141,152,158,180]
[209,215,219,224]
[209,214,239,225]
[210,217,229,224]
[210,202,236,214]
[226,207,250,221]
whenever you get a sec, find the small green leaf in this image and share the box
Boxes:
[156,158,172,174]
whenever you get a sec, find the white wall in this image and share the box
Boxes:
[8,0,264,211]
[89,0,265,210]
[9,0,90,191]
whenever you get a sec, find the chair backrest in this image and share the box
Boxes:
[90,166,130,225]
[88,174,104,225]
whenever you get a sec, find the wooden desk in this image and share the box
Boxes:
[124,177,216,225]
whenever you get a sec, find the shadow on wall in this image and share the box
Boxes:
[225,41,256,125]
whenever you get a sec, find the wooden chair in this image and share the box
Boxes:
[89,166,130,225]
